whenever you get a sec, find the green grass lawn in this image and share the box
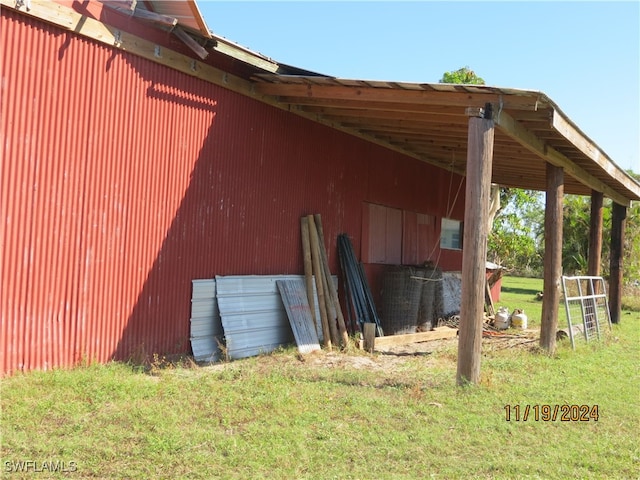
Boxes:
[1,277,638,479]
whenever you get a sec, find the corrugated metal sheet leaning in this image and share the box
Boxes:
[276,279,321,354]
[190,279,222,362]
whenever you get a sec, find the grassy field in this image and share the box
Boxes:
[1,277,638,479]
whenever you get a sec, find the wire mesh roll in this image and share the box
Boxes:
[381,266,425,335]
[416,267,443,331]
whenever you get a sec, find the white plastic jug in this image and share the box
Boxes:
[495,307,510,330]
[511,309,528,329]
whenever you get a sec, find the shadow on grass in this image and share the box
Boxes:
[501,286,541,296]
[377,351,432,358]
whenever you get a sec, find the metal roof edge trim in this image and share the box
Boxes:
[185,0,211,38]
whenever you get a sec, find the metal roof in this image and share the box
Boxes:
[250,75,640,205]
[56,1,640,205]
[144,0,211,37]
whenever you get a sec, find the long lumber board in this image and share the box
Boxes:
[368,327,458,350]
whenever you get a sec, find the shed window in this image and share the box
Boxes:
[440,218,463,250]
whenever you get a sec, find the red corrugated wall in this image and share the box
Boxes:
[1,9,464,375]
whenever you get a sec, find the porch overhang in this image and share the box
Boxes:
[252,75,640,206]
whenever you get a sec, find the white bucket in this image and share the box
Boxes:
[495,307,510,330]
[511,310,528,329]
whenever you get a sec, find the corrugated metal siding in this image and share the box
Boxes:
[1,9,463,375]
[1,11,220,373]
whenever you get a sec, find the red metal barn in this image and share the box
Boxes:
[0,1,465,374]
[2,1,638,375]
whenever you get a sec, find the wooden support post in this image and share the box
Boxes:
[363,323,376,353]
[587,190,604,278]
[457,104,494,386]
[540,163,564,353]
[609,202,627,324]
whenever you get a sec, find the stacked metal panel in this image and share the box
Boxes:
[189,275,330,362]
[190,279,223,362]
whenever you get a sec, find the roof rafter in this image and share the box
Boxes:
[551,111,639,196]
[495,110,630,206]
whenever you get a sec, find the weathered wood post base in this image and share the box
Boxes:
[609,202,627,324]
[587,190,604,278]
[540,164,564,353]
[456,105,494,386]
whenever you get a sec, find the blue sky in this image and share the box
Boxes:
[197,1,639,173]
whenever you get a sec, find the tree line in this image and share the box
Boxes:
[486,183,640,283]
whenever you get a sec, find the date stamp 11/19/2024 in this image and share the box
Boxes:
[504,404,599,422]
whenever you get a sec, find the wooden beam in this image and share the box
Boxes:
[0,0,254,98]
[552,112,640,199]
[587,190,604,277]
[173,26,208,60]
[609,203,627,324]
[126,5,178,28]
[457,107,495,386]
[540,163,564,353]
[211,37,282,73]
[103,3,179,28]
[255,83,542,110]
[495,110,631,206]
[300,105,470,120]
[361,130,467,144]
[329,118,470,132]
[369,327,458,350]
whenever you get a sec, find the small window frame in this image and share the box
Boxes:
[440,218,463,250]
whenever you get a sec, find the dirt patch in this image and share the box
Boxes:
[299,329,539,371]
[190,329,540,375]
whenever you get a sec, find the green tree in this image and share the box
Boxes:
[550,185,638,283]
[621,171,640,283]
[439,66,485,85]
[561,195,600,275]
[487,189,544,275]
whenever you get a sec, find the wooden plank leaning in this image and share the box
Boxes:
[306,215,332,349]
[313,214,350,348]
[300,217,319,338]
